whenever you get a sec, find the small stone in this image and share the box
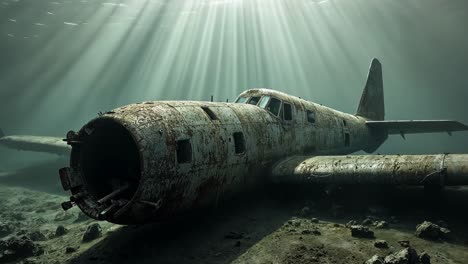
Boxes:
[364,254,384,264]
[362,218,374,226]
[65,247,77,254]
[301,230,312,235]
[375,221,389,229]
[374,240,388,249]
[310,218,319,223]
[82,223,102,242]
[55,226,68,237]
[26,231,47,241]
[419,252,431,264]
[397,240,410,248]
[350,225,374,239]
[384,247,419,264]
[415,221,450,240]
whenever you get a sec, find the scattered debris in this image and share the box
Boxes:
[362,218,374,226]
[419,252,431,264]
[301,229,321,236]
[415,221,450,240]
[25,231,47,241]
[0,236,43,263]
[65,246,77,254]
[384,247,419,264]
[55,226,68,237]
[82,223,102,242]
[350,225,374,239]
[398,240,410,248]
[365,254,384,264]
[375,221,389,229]
[346,220,357,227]
[374,240,388,249]
[310,218,319,223]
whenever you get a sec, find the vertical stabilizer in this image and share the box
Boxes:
[356,58,385,120]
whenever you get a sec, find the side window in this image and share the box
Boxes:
[176,139,192,164]
[235,97,248,103]
[247,96,261,105]
[258,96,271,108]
[233,132,245,154]
[283,103,293,121]
[266,98,282,116]
[306,110,316,123]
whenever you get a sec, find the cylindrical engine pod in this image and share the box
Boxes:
[272,154,468,186]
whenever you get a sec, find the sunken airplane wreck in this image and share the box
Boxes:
[1,59,468,225]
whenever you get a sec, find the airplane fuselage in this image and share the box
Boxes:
[63,89,384,223]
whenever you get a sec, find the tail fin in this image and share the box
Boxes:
[356,58,384,121]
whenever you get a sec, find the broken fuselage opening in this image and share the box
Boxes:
[71,118,141,220]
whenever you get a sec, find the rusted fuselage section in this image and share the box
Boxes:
[57,88,468,225]
[272,154,468,186]
[59,89,381,224]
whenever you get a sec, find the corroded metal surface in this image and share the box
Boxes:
[62,88,383,224]
[55,86,468,225]
[0,135,70,155]
[271,154,468,186]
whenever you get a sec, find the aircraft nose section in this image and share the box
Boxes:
[59,116,144,223]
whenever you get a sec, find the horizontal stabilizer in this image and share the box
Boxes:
[366,120,468,135]
[0,135,70,156]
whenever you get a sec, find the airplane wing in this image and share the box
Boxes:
[366,120,468,135]
[271,154,468,186]
[0,129,70,156]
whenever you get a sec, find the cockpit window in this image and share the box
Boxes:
[258,96,271,108]
[266,98,282,116]
[247,96,261,105]
[235,97,248,103]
